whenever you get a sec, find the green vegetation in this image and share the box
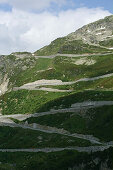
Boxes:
[2,53,113,90]
[0,148,112,170]
[12,52,32,55]
[37,90,113,112]
[34,37,67,56]
[0,54,36,89]
[27,105,113,141]
[27,112,88,135]
[14,53,113,86]
[53,54,113,81]
[0,90,69,115]
[0,126,91,149]
[35,38,109,56]
[0,15,113,170]
[14,57,53,86]
[1,89,113,116]
[59,40,109,54]
[2,53,113,116]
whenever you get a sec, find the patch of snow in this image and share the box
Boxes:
[97,26,105,30]
[96,32,102,35]
[108,47,113,50]
[107,35,113,38]
[83,37,86,41]
[87,30,91,33]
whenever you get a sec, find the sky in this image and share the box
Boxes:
[0,0,112,54]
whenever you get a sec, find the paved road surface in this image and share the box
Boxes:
[0,145,112,153]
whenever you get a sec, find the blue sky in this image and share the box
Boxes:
[0,0,112,13]
[0,3,11,12]
[0,0,112,54]
[68,0,113,13]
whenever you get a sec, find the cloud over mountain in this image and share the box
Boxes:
[0,2,111,54]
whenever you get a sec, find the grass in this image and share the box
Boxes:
[0,126,91,149]
[2,53,113,90]
[34,37,67,56]
[0,148,112,170]
[1,53,113,116]
[29,54,113,84]
[37,90,113,112]
[0,90,70,115]
[0,15,113,170]
[14,58,53,87]
[35,38,110,56]
[59,40,109,54]
[53,54,113,81]
[0,54,37,90]
[12,52,32,55]
[1,89,113,115]
[14,54,113,86]
[26,105,113,142]
[26,112,87,133]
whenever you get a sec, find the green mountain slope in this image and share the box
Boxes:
[0,15,113,170]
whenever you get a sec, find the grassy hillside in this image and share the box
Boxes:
[35,39,110,56]
[0,15,113,170]
[0,148,112,170]
[0,126,91,149]
[36,90,113,112]
[27,105,113,142]
[0,90,69,115]
[12,53,113,87]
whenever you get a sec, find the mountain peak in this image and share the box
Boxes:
[35,15,113,56]
[68,15,113,44]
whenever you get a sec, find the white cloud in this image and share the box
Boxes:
[0,7,111,54]
[0,0,67,11]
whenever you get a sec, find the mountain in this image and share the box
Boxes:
[35,15,113,56]
[68,15,113,44]
[0,15,113,170]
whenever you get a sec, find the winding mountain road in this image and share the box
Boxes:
[0,145,112,153]
[32,101,113,117]
[13,72,113,92]
[0,101,113,122]
[0,121,101,144]
[34,52,113,59]
[0,101,113,145]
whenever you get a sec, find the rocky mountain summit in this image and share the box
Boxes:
[68,15,113,45]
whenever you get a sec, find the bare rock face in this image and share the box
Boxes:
[0,74,9,95]
[0,54,36,95]
[68,15,113,44]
